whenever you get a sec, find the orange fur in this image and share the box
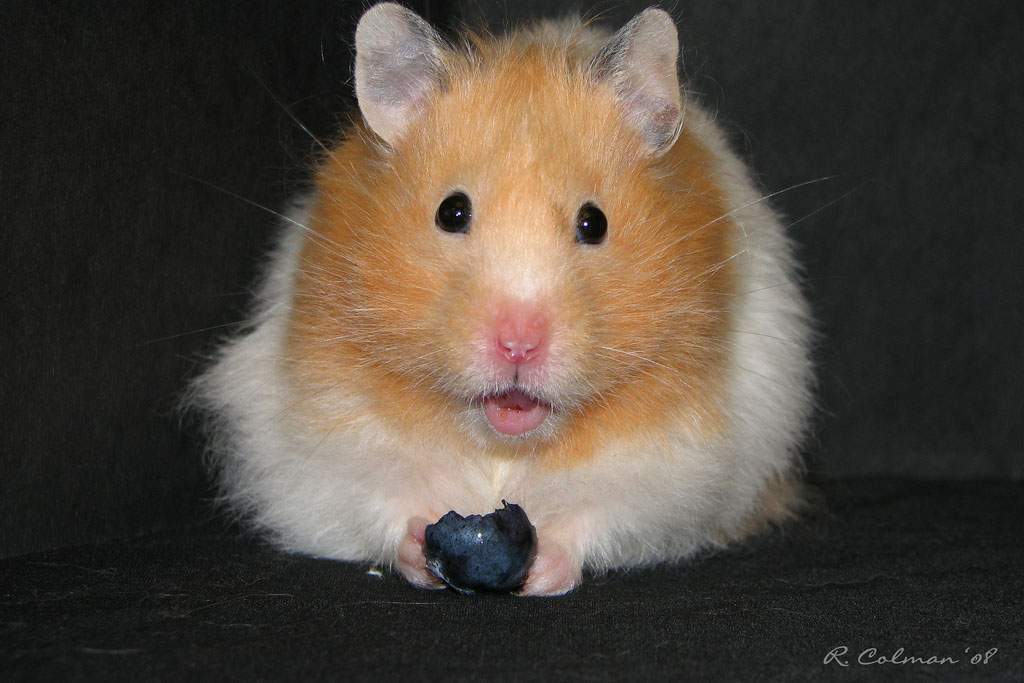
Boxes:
[287,30,736,467]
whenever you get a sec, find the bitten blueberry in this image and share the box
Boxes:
[424,501,537,594]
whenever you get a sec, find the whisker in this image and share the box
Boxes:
[684,175,836,238]
[597,345,676,374]
[638,175,838,267]
[786,184,861,229]
[248,69,338,162]
[137,319,250,347]
[171,171,355,264]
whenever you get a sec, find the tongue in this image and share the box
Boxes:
[482,389,551,436]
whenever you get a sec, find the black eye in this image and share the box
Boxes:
[575,202,607,245]
[435,192,472,234]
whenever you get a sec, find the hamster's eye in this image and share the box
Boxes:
[435,192,472,234]
[575,203,607,245]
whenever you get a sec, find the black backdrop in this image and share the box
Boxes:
[3,1,1022,559]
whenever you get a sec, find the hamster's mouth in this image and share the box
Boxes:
[481,389,552,437]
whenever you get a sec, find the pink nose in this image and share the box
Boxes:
[495,305,548,365]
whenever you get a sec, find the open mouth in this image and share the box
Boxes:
[481,388,552,437]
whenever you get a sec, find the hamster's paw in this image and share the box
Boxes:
[518,535,582,597]
[396,516,444,590]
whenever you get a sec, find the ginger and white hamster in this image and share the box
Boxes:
[193,4,813,596]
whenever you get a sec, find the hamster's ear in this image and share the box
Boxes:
[590,8,683,156]
[354,3,445,146]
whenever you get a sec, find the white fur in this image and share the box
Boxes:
[190,18,813,577]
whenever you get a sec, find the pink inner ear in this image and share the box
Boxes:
[644,101,682,147]
[620,88,682,152]
[652,103,680,128]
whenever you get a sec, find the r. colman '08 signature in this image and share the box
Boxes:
[824,646,998,667]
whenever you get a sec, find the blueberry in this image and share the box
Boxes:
[424,501,537,594]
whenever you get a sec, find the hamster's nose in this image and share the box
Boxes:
[495,306,548,365]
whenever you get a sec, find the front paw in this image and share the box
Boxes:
[518,535,582,597]
[396,516,444,590]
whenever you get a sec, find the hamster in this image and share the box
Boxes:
[192,4,814,596]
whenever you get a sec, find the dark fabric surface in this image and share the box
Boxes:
[2,480,1021,681]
